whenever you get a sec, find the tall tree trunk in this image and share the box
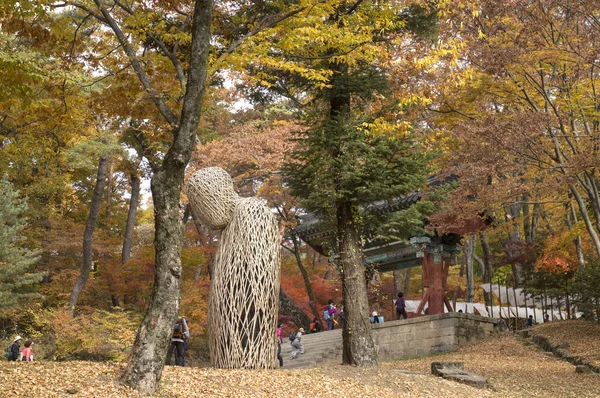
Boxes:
[111,171,141,307]
[121,170,184,390]
[68,155,109,312]
[291,231,322,324]
[581,172,600,232]
[566,202,585,270]
[122,172,141,264]
[393,268,403,294]
[119,0,212,392]
[328,58,376,367]
[506,200,525,286]
[530,203,541,242]
[403,268,411,296]
[523,197,531,242]
[279,288,311,329]
[465,235,475,303]
[479,231,492,285]
[571,184,600,259]
[105,160,115,220]
[338,202,377,367]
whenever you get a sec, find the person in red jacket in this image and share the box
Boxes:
[21,341,34,362]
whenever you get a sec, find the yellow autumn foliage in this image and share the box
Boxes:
[30,308,141,362]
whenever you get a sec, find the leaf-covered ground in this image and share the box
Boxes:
[1,328,599,397]
[532,320,600,367]
[396,332,600,397]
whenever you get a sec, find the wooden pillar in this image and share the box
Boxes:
[415,250,451,315]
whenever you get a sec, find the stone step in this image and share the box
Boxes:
[282,335,341,343]
[281,332,342,344]
[280,342,342,353]
[282,347,341,359]
[280,339,343,369]
[278,330,344,369]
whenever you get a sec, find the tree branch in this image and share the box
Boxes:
[92,0,180,126]
[220,7,306,57]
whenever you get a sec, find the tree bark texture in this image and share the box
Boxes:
[465,235,475,303]
[120,171,185,391]
[120,0,212,392]
[479,231,492,285]
[567,202,585,270]
[122,172,140,264]
[105,160,115,220]
[393,268,411,296]
[337,203,377,367]
[571,184,600,259]
[68,155,109,312]
[279,288,311,329]
[506,200,524,286]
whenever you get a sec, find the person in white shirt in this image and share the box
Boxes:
[290,328,304,359]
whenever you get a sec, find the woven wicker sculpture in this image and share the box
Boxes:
[186,167,280,369]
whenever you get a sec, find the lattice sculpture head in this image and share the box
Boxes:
[186,167,238,230]
[186,167,281,369]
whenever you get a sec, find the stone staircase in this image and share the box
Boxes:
[278,313,498,369]
[280,329,343,369]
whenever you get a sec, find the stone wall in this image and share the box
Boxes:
[372,312,498,361]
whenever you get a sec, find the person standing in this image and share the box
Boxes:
[276,323,284,367]
[21,341,34,362]
[395,292,408,320]
[325,300,337,331]
[290,328,304,359]
[167,316,190,366]
[8,336,21,361]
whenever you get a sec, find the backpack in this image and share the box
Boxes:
[288,332,297,342]
[4,345,11,361]
[173,319,184,339]
[323,309,330,321]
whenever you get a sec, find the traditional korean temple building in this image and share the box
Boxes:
[295,179,487,316]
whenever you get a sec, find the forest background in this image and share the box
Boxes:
[1,0,600,368]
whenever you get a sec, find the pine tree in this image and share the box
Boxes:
[285,65,432,367]
[0,174,44,309]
